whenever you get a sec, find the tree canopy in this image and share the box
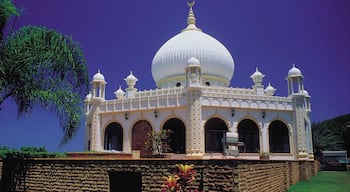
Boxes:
[0,0,89,145]
[312,113,350,157]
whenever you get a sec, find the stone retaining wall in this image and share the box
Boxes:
[0,158,318,192]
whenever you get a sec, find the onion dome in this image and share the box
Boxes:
[151,1,235,88]
[92,69,105,82]
[124,71,138,88]
[250,67,265,86]
[114,86,125,99]
[265,82,276,96]
[187,57,200,67]
[288,64,303,77]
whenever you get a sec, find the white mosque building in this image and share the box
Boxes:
[84,2,314,160]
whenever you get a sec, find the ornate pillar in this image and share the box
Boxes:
[185,57,203,157]
[293,95,308,158]
[186,91,203,157]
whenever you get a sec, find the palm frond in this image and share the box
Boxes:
[0,25,89,144]
[0,0,20,40]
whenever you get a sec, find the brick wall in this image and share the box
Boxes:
[0,158,317,192]
[289,161,300,185]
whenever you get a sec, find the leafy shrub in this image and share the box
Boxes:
[0,145,66,159]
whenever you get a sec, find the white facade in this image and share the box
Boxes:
[84,2,314,160]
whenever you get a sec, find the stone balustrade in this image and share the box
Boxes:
[96,86,292,113]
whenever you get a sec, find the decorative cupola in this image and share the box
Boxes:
[114,86,125,99]
[287,64,304,95]
[265,82,276,96]
[91,69,107,101]
[250,67,265,95]
[302,89,311,111]
[124,71,138,98]
[186,57,202,88]
[84,91,92,114]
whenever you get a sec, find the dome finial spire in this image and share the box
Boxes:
[187,1,195,25]
[182,1,201,32]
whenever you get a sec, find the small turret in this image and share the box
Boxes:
[114,86,125,99]
[265,82,276,96]
[186,57,202,88]
[91,69,107,101]
[250,67,265,95]
[124,71,138,98]
[286,64,304,95]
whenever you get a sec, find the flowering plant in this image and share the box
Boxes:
[161,164,200,192]
[161,175,180,192]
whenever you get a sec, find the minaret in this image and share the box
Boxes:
[185,57,203,157]
[286,64,311,159]
[88,69,106,152]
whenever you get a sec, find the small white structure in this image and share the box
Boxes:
[84,2,314,160]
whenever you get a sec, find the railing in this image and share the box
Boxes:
[99,87,185,112]
[97,86,292,113]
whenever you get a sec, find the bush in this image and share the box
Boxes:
[0,145,66,159]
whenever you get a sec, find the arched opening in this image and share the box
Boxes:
[205,118,227,153]
[176,82,181,87]
[269,120,290,153]
[205,81,210,86]
[132,120,153,157]
[163,118,186,154]
[237,119,260,153]
[104,122,123,151]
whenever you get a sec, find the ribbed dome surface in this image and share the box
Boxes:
[151,30,235,88]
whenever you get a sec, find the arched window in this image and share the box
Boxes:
[132,120,152,157]
[104,122,123,151]
[269,120,290,153]
[205,118,227,153]
[163,118,186,154]
[237,119,260,153]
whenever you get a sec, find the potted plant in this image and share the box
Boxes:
[144,129,172,157]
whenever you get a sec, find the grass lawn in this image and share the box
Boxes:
[288,171,350,192]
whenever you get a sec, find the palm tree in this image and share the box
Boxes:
[0,0,19,40]
[0,0,89,145]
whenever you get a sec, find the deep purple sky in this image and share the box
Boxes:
[0,0,349,152]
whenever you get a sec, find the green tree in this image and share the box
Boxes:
[0,0,89,145]
[0,0,19,40]
[312,114,350,157]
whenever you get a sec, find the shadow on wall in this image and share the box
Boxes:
[1,158,30,192]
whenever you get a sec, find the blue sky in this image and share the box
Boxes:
[0,0,349,152]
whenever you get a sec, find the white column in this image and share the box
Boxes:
[262,122,269,153]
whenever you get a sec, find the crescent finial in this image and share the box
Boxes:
[187,0,195,8]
